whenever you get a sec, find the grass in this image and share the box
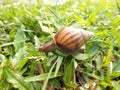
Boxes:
[0,0,120,90]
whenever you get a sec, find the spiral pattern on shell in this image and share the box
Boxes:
[54,27,94,54]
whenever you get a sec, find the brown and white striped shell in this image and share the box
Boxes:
[40,27,94,55]
[54,27,94,54]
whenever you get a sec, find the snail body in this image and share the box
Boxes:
[40,27,94,55]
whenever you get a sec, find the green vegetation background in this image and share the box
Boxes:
[0,0,120,90]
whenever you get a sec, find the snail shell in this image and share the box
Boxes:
[40,27,94,55]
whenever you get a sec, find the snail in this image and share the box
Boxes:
[39,27,94,55]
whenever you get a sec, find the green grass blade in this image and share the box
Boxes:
[25,72,63,82]
[55,56,63,76]
[42,61,57,90]
[4,67,31,90]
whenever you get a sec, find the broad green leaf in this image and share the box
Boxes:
[112,59,120,72]
[4,67,31,90]
[14,25,26,52]
[63,59,75,84]
[86,42,99,56]
[11,47,28,68]
[55,56,63,76]
[72,53,89,60]
[111,59,120,79]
